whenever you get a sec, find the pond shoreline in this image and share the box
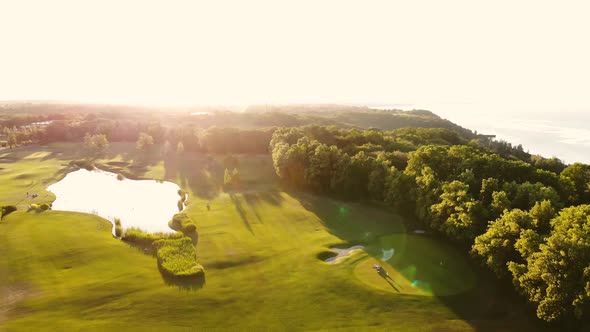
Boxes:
[47,168,183,234]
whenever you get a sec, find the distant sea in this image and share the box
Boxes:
[369,103,590,164]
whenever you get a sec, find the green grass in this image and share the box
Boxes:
[0,143,554,331]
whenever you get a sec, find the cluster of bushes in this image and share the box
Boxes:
[169,213,197,234]
[121,227,184,251]
[69,160,94,171]
[154,237,204,279]
[1,205,17,218]
[27,203,51,212]
[223,168,241,191]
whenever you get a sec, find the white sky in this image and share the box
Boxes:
[1,0,589,110]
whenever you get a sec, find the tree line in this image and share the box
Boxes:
[270,126,590,324]
[1,118,274,154]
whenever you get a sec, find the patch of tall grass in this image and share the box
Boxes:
[154,237,204,278]
[121,227,183,249]
[113,218,123,237]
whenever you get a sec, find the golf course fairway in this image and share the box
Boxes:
[0,144,553,331]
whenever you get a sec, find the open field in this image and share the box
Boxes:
[0,144,553,331]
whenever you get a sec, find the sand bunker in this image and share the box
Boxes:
[323,245,365,264]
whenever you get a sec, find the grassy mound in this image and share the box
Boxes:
[154,237,204,278]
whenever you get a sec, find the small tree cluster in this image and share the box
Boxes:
[223,168,240,190]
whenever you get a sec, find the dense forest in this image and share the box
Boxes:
[2,102,588,324]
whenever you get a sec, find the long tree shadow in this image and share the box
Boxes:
[165,154,221,200]
[290,191,405,244]
[243,193,263,223]
[229,193,254,235]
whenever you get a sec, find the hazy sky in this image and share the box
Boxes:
[1,0,589,110]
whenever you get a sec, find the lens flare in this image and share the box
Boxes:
[381,248,394,261]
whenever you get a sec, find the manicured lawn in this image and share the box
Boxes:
[354,234,476,296]
[0,144,553,331]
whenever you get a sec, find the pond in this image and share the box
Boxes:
[47,169,183,234]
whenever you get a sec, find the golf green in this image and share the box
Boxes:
[353,234,476,296]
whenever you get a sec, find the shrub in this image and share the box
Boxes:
[184,223,197,233]
[177,189,187,201]
[115,225,123,237]
[114,218,122,227]
[177,190,187,210]
[169,213,198,234]
[1,205,17,218]
[39,203,51,211]
[28,204,40,212]
[0,141,7,148]
[116,173,125,181]
[154,237,204,278]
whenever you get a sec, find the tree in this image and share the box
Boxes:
[136,132,154,152]
[273,138,315,188]
[224,168,232,188]
[430,180,483,242]
[471,209,533,276]
[367,154,390,201]
[528,200,556,234]
[176,141,185,154]
[162,140,171,155]
[223,167,240,190]
[412,166,440,222]
[84,133,109,154]
[509,205,590,322]
[306,144,340,193]
[384,166,416,215]
[4,127,18,148]
[232,168,240,187]
[561,163,590,204]
[480,178,500,206]
[8,132,17,148]
[491,191,510,215]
